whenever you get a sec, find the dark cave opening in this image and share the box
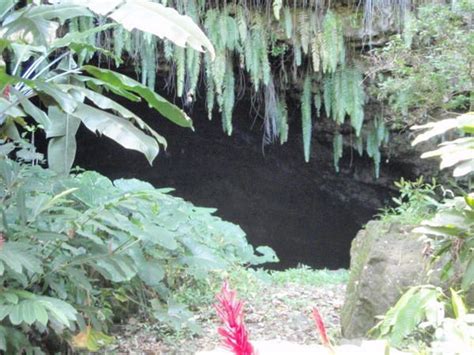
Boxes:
[72,90,391,270]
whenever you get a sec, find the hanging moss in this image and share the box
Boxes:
[72,0,419,176]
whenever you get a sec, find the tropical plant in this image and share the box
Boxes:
[0,0,214,174]
[368,3,473,127]
[371,111,474,350]
[0,150,276,352]
[371,286,474,351]
[412,112,474,291]
[377,177,439,225]
[413,112,474,178]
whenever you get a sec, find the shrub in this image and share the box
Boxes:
[0,155,276,352]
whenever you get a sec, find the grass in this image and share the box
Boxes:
[269,265,349,286]
[174,265,349,310]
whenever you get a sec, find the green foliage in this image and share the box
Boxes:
[270,265,349,287]
[332,133,343,173]
[372,286,474,352]
[0,0,214,174]
[323,67,365,131]
[366,117,389,178]
[413,112,474,178]
[374,109,474,351]
[370,286,445,348]
[321,11,345,74]
[0,155,276,352]
[26,1,425,176]
[272,0,283,20]
[369,4,473,125]
[301,75,312,162]
[378,177,439,225]
[412,111,474,292]
[60,1,381,169]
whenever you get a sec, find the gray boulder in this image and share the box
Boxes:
[340,220,436,338]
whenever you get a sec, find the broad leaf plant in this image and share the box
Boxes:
[0,0,215,174]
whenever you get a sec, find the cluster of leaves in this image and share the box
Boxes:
[372,286,474,352]
[412,112,474,291]
[372,111,474,350]
[0,0,214,174]
[75,0,387,171]
[0,2,279,353]
[378,177,439,225]
[0,152,276,353]
[368,3,474,127]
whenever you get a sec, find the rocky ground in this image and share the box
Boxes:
[108,270,347,354]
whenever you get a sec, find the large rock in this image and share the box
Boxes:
[341,220,437,338]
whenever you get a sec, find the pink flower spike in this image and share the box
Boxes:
[312,307,333,350]
[214,281,254,355]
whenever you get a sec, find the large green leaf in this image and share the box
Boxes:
[82,65,193,129]
[92,254,137,283]
[71,102,160,164]
[0,97,26,117]
[10,87,50,128]
[50,23,116,50]
[73,75,141,102]
[3,4,92,46]
[21,4,92,23]
[35,81,78,113]
[58,0,215,59]
[47,106,81,174]
[412,119,458,145]
[140,225,178,250]
[37,296,77,328]
[0,242,42,275]
[61,85,167,147]
[0,0,15,18]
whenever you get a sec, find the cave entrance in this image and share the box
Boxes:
[74,95,388,270]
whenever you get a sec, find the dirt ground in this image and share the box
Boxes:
[109,282,346,354]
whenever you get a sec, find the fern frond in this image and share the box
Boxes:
[299,11,310,55]
[301,75,313,162]
[277,96,289,144]
[314,93,322,117]
[174,46,185,97]
[205,53,215,120]
[218,13,229,50]
[113,25,125,59]
[222,61,235,135]
[322,11,344,73]
[186,48,201,98]
[333,71,345,124]
[283,7,293,39]
[163,40,173,61]
[333,133,343,172]
[273,0,283,20]
[236,7,248,42]
[355,135,364,156]
[213,50,226,98]
[294,42,302,67]
[345,67,365,136]
[366,118,388,178]
[311,34,322,72]
[323,75,333,118]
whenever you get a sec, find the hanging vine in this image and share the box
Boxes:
[72,0,427,175]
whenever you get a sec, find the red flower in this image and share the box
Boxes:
[312,307,333,349]
[215,281,255,355]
